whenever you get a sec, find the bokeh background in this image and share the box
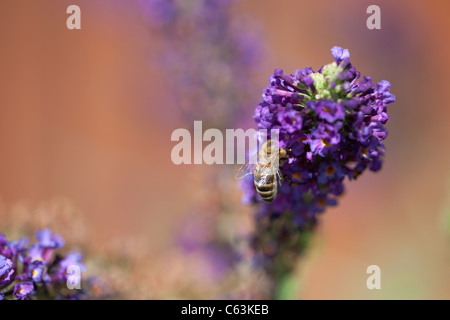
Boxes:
[0,0,449,299]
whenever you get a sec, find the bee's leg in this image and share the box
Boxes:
[277,171,283,185]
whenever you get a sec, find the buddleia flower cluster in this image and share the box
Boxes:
[242,46,395,225]
[0,229,86,300]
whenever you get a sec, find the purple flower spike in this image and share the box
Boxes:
[240,46,395,225]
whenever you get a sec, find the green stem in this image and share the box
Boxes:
[274,272,299,300]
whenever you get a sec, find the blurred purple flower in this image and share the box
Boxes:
[29,261,45,282]
[59,252,85,272]
[0,230,88,300]
[0,255,14,285]
[0,234,7,247]
[176,212,238,281]
[139,0,264,128]
[36,228,64,249]
[13,282,34,300]
[56,252,86,286]
[138,0,176,28]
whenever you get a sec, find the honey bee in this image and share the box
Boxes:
[236,139,288,202]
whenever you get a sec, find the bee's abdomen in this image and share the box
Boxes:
[254,173,277,202]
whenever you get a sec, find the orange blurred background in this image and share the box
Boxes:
[0,0,449,299]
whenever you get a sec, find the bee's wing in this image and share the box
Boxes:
[254,165,276,187]
[234,152,258,180]
[269,151,281,172]
[234,161,254,180]
[269,152,285,185]
[254,149,284,187]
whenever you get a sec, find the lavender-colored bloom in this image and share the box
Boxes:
[29,261,45,282]
[311,122,342,142]
[286,132,307,156]
[317,162,345,185]
[285,167,312,184]
[7,238,29,257]
[276,108,303,133]
[353,76,374,95]
[309,138,331,157]
[308,99,345,123]
[28,244,45,263]
[0,255,12,276]
[59,252,85,272]
[309,122,342,156]
[0,269,14,286]
[375,80,396,104]
[295,67,315,87]
[331,46,350,63]
[13,282,34,300]
[36,229,64,249]
[0,255,14,285]
[28,229,64,263]
[56,252,86,284]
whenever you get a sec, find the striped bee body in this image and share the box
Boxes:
[254,163,277,202]
[252,140,288,202]
[235,139,288,203]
